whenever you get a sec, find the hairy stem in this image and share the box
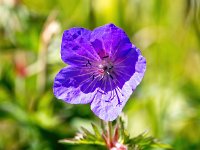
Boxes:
[108,121,113,148]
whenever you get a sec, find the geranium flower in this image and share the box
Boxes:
[53,23,146,121]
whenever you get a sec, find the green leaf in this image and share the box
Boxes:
[59,123,105,146]
[91,123,101,139]
[59,139,105,145]
[126,132,173,150]
[81,126,96,140]
[118,114,129,143]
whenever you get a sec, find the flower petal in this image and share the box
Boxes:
[113,45,140,89]
[90,82,132,121]
[90,48,146,121]
[90,23,132,60]
[53,67,97,104]
[61,28,100,66]
[125,47,146,90]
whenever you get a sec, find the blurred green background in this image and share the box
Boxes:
[0,0,200,149]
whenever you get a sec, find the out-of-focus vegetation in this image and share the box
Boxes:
[0,0,199,149]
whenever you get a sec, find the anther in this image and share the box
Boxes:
[110,74,114,80]
[102,55,109,59]
[109,66,113,70]
[92,75,95,80]
[86,60,91,66]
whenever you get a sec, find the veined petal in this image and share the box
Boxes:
[125,48,146,90]
[113,46,139,89]
[90,48,146,121]
[90,82,132,121]
[53,67,97,104]
[90,23,132,60]
[61,27,100,66]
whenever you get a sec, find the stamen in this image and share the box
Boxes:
[109,74,114,80]
[115,89,122,106]
[116,87,124,96]
[97,89,107,95]
[92,75,95,80]
[105,90,116,102]
[90,72,95,80]
[86,60,91,66]
[102,55,109,59]
[109,66,113,70]
[99,75,105,81]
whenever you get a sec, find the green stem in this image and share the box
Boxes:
[108,121,113,147]
[100,119,105,133]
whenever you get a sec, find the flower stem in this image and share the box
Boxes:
[101,119,105,132]
[108,121,113,148]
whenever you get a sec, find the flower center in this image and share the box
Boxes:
[85,55,114,81]
[98,57,114,79]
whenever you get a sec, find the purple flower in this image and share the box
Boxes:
[53,23,146,121]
